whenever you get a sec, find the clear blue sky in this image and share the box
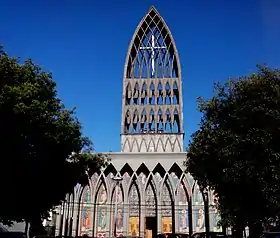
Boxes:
[1,0,280,152]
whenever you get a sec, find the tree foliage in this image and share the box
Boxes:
[0,47,107,225]
[186,65,280,233]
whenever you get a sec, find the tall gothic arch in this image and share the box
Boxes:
[121,6,184,153]
[80,186,92,236]
[192,182,205,233]
[160,177,174,234]
[110,181,124,237]
[145,177,158,238]
[95,178,108,238]
[128,177,141,236]
[176,176,191,234]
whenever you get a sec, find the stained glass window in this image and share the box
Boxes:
[80,186,92,235]
[111,183,124,235]
[145,183,156,217]
[129,183,140,216]
[177,181,188,233]
[96,184,108,236]
[192,184,205,232]
[161,182,172,217]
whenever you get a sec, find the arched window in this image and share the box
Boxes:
[128,181,140,236]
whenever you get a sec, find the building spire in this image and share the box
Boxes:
[120,6,184,153]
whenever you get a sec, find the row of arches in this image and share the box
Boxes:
[58,163,221,237]
[126,8,179,79]
[121,135,182,152]
[125,81,180,106]
[123,107,181,134]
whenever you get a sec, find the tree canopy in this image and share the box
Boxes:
[186,65,280,235]
[0,47,107,225]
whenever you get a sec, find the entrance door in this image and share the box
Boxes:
[145,217,157,238]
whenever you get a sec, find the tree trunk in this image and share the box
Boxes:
[24,221,29,238]
[249,222,263,237]
[232,225,243,238]
[29,214,47,237]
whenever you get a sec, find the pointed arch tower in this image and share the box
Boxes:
[121,6,184,153]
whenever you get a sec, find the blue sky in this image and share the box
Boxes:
[1,0,280,152]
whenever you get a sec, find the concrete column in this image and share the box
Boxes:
[61,202,67,236]
[174,199,179,233]
[63,206,69,237]
[68,200,74,236]
[72,201,79,236]
[157,199,161,234]
[106,204,110,238]
[121,203,127,236]
[88,203,94,237]
[55,206,62,237]
[140,201,145,237]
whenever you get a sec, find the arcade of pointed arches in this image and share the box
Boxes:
[60,163,221,237]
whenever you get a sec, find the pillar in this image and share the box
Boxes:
[140,201,145,237]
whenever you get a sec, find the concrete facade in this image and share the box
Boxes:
[55,6,221,238]
[121,134,184,153]
[56,153,221,237]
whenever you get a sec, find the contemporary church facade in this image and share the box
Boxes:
[55,6,221,238]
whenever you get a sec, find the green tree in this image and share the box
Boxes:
[0,47,107,228]
[186,65,280,237]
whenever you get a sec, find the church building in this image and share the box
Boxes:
[55,6,221,238]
